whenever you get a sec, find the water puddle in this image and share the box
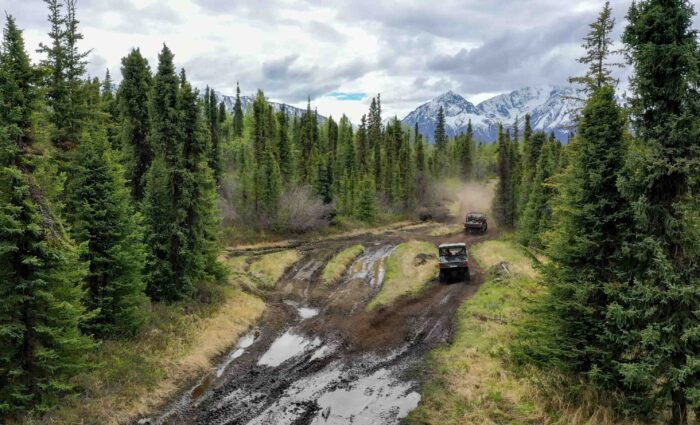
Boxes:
[311,368,421,424]
[298,307,319,319]
[284,300,320,320]
[257,330,321,367]
[350,245,396,288]
[246,356,421,425]
[216,331,258,377]
[310,344,334,361]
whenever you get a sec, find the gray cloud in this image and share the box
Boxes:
[0,0,670,119]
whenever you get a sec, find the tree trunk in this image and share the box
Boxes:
[671,388,688,425]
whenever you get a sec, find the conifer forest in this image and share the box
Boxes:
[0,0,699,424]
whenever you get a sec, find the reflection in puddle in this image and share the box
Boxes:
[216,331,258,377]
[310,345,334,361]
[311,368,421,424]
[298,307,319,319]
[284,300,320,320]
[257,330,321,367]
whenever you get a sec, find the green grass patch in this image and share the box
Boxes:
[367,241,437,310]
[321,244,364,285]
[406,240,638,425]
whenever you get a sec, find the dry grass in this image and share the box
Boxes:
[248,249,302,289]
[321,244,365,285]
[429,223,464,237]
[367,241,437,310]
[35,281,265,425]
[406,241,642,425]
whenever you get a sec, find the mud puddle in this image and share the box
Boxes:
[139,230,486,425]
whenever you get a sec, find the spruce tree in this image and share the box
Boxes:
[118,48,152,201]
[38,0,90,151]
[207,88,222,184]
[276,105,293,182]
[540,86,630,387]
[569,1,623,95]
[459,120,474,180]
[0,15,92,416]
[415,122,426,173]
[356,175,377,222]
[143,47,223,301]
[434,105,447,153]
[517,137,556,247]
[101,69,119,148]
[232,82,244,138]
[65,129,148,338]
[357,115,369,174]
[492,124,513,227]
[611,1,700,422]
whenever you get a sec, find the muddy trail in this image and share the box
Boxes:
[139,225,494,425]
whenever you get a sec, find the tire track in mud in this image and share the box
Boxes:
[138,227,490,425]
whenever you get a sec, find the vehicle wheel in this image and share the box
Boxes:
[438,270,445,283]
[464,269,471,281]
[483,223,488,233]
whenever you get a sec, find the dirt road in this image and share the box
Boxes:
[138,224,493,425]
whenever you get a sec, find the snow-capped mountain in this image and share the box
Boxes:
[214,91,326,123]
[402,85,579,143]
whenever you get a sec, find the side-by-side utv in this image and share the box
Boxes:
[465,212,488,234]
[437,243,470,282]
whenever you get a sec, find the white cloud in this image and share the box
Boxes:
[1,0,645,122]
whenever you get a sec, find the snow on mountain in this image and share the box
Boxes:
[214,91,326,123]
[402,85,579,143]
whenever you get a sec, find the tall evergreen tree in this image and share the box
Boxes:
[540,86,630,388]
[207,88,222,184]
[38,0,90,150]
[100,69,119,148]
[0,16,92,416]
[118,48,152,201]
[569,1,623,95]
[459,120,474,180]
[415,122,426,174]
[434,105,447,152]
[492,124,513,227]
[65,129,148,337]
[276,105,293,182]
[612,1,700,422]
[232,81,244,138]
[517,137,556,247]
[356,175,377,222]
[143,46,223,301]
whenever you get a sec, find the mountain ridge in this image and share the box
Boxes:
[402,85,579,143]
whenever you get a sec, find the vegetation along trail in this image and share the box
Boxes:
[137,186,495,425]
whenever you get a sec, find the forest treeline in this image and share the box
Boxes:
[0,0,497,419]
[490,1,700,424]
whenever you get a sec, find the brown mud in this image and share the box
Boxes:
[137,218,496,425]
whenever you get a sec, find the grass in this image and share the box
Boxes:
[34,278,265,425]
[248,249,302,289]
[430,223,464,237]
[406,240,642,425]
[321,244,365,285]
[367,240,437,310]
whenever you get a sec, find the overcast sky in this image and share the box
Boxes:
[2,0,697,122]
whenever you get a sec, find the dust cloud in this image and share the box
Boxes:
[445,180,496,224]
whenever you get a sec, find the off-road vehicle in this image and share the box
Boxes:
[464,212,488,234]
[437,243,470,282]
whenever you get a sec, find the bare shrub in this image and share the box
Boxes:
[275,185,332,233]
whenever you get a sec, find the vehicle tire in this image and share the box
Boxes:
[483,223,488,233]
[464,269,471,281]
[438,270,445,283]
